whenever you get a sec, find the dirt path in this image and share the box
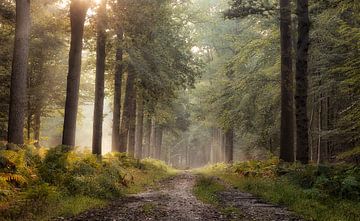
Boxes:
[58,172,302,221]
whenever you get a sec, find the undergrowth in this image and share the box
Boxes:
[198,159,360,221]
[0,144,176,221]
[193,176,225,205]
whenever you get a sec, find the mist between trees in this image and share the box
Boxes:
[0,0,359,168]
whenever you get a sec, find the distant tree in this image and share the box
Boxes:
[143,116,152,157]
[111,18,123,152]
[119,69,136,152]
[127,83,137,157]
[7,0,31,145]
[62,0,89,146]
[135,93,144,158]
[295,0,310,164]
[224,128,234,163]
[92,0,107,155]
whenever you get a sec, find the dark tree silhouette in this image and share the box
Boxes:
[92,0,107,155]
[295,0,310,164]
[279,0,295,162]
[7,0,30,145]
[62,0,88,146]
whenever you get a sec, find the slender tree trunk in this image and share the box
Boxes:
[119,69,136,152]
[220,130,226,162]
[135,94,144,158]
[144,116,151,158]
[111,28,123,152]
[279,0,294,162]
[150,118,156,157]
[7,0,31,145]
[210,128,215,164]
[155,126,163,160]
[127,85,137,157]
[33,109,41,147]
[295,0,310,164]
[309,96,315,162]
[62,0,88,146]
[92,0,107,155]
[27,106,31,141]
[317,98,322,165]
[225,128,234,163]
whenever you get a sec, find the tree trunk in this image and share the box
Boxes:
[127,85,137,157]
[279,0,294,162]
[144,116,151,158]
[225,128,234,163]
[135,94,144,158]
[7,0,31,145]
[92,0,107,155]
[62,0,88,146]
[155,126,163,160]
[295,0,310,164]
[119,69,136,152]
[220,130,226,162]
[33,110,41,148]
[26,105,31,141]
[210,128,215,164]
[150,118,156,157]
[111,27,123,152]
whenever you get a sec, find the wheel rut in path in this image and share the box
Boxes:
[58,172,302,221]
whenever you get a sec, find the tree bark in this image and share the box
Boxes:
[155,126,163,160]
[62,0,88,146]
[295,0,310,164]
[119,69,136,152]
[225,128,234,163]
[92,0,107,155]
[150,118,156,157]
[210,128,216,164]
[279,0,294,162]
[135,94,144,158]
[143,116,151,158]
[33,109,41,148]
[127,85,137,157]
[111,27,123,152]
[7,0,31,145]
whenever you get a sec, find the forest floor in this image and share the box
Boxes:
[57,172,302,221]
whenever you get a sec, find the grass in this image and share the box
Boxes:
[197,163,360,221]
[193,176,225,205]
[0,145,177,221]
[193,175,244,220]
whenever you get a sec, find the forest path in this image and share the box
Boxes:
[59,172,302,221]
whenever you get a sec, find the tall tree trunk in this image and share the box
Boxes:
[155,126,163,160]
[225,128,234,163]
[144,116,151,158]
[150,118,156,157]
[220,130,226,162]
[295,0,310,164]
[317,98,322,165]
[127,85,137,157]
[279,0,294,162]
[210,128,216,164]
[111,27,123,152]
[119,69,136,152]
[33,109,41,147]
[62,0,88,146]
[26,106,31,141]
[92,0,107,155]
[135,94,144,158]
[7,0,31,145]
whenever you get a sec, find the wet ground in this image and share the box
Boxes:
[57,172,303,221]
